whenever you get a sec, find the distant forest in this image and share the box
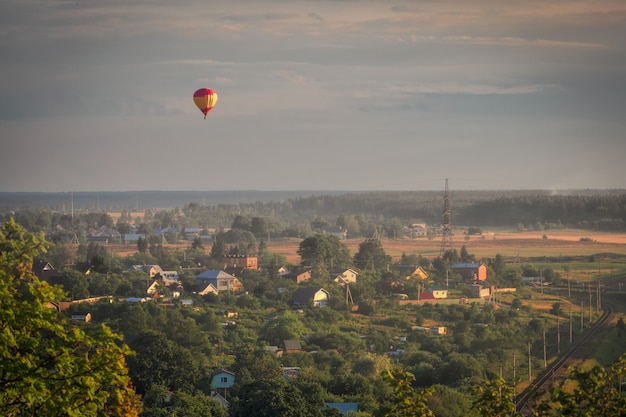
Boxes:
[1,189,625,232]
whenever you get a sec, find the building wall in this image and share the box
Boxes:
[223,255,258,270]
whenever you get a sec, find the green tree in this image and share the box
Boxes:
[381,368,434,417]
[142,387,227,417]
[231,214,252,231]
[297,234,351,270]
[251,217,269,238]
[535,355,626,416]
[260,310,308,345]
[126,331,201,395]
[137,236,149,253]
[354,238,392,270]
[231,379,323,417]
[471,376,521,417]
[54,268,90,300]
[0,218,141,416]
[115,219,132,244]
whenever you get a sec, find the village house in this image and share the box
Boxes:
[195,270,244,293]
[283,340,303,354]
[209,368,236,391]
[408,223,427,237]
[291,287,330,307]
[451,262,487,282]
[283,266,313,284]
[71,311,92,322]
[32,260,58,282]
[331,268,358,285]
[392,265,429,281]
[427,285,448,299]
[222,254,259,276]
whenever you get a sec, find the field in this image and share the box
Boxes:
[265,229,626,266]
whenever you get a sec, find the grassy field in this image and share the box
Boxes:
[265,229,626,265]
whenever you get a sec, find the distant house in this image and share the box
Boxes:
[417,291,437,301]
[408,223,427,237]
[125,297,152,303]
[325,403,358,416]
[292,287,330,307]
[282,366,300,381]
[431,326,447,335]
[222,254,258,276]
[265,345,283,357]
[283,266,313,284]
[331,268,358,285]
[71,311,91,322]
[183,227,201,239]
[196,282,219,296]
[469,284,491,298]
[195,270,244,293]
[427,286,448,299]
[144,279,159,295]
[210,369,235,390]
[122,233,144,245]
[277,266,291,276]
[210,391,230,409]
[130,264,156,276]
[71,261,93,275]
[32,261,58,281]
[283,340,302,354]
[392,265,429,281]
[452,263,487,281]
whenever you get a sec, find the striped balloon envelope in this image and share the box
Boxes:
[193,88,218,119]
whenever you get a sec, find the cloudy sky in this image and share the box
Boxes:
[1,0,625,192]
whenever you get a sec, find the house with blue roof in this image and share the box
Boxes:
[451,263,487,282]
[195,270,244,293]
[325,402,358,416]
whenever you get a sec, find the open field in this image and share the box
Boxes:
[103,229,626,267]
[264,229,626,265]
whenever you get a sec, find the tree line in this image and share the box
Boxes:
[4,191,626,241]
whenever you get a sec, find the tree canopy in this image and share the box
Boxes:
[0,218,141,416]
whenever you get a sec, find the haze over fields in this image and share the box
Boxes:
[1,1,626,192]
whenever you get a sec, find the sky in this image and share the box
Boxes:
[1,0,625,193]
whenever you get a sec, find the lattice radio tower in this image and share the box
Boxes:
[439,179,453,256]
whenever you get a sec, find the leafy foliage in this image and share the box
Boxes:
[382,368,434,417]
[535,354,626,416]
[0,218,141,416]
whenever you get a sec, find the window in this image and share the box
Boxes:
[220,376,228,383]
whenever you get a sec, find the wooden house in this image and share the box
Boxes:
[291,287,330,307]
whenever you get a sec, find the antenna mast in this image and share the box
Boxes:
[439,179,453,256]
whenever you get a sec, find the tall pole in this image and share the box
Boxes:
[569,304,573,343]
[557,315,561,354]
[589,283,592,323]
[543,330,547,368]
[513,352,516,387]
[580,301,584,331]
[528,342,533,382]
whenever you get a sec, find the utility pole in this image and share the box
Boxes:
[543,330,547,368]
[528,342,533,382]
[580,301,584,331]
[569,304,573,343]
[513,352,516,387]
[557,315,560,354]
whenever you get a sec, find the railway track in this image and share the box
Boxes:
[514,303,614,414]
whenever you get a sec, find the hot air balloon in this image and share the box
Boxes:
[193,88,218,119]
